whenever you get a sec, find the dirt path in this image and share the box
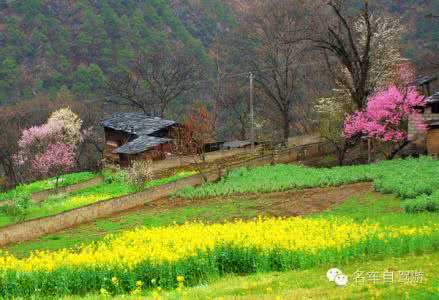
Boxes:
[249,182,373,216]
[147,182,373,217]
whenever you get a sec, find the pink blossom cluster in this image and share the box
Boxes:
[344,86,426,142]
[18,120,63,148]
[31,143,75,175]
[14,108,82,180]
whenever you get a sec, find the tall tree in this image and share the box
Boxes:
[240,0,310,143]
[312,0,373,110]
[106,45,202,117]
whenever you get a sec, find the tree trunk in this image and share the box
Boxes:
[337,147,346,166]
[0,159,18,186]
[388,140,410,160]
[282,111,290,145]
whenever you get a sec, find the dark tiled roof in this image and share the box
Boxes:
[426,92,439,104]
[101,112,176,136]
[114,136,172,154]
[410,75,438,87]
[101,113,176,154]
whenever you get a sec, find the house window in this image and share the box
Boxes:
[432,103,439,114]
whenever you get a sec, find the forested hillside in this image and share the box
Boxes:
[374,0,439,61]
[0,0,437,105]
[0,0,235,103]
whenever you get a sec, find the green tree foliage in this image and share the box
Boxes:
[0,0,236,103]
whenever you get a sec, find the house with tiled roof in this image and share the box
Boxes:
[101,112,181,166]
[408,76,439,155]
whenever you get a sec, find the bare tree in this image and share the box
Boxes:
[172,105,215,182]
[106,45,202,117]
[241,0,310,144]
[312,0,373,110]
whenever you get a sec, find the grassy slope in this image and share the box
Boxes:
[7,191,439,257]
[0,171,195,228]
[0,172,97,202]
[176,157,439,200]
[64,252,439,300]
[5,189,439,298]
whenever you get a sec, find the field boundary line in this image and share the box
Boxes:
[0,140,334,246]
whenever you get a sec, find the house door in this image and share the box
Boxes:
[427,129,439,155]
[119,154,129,167]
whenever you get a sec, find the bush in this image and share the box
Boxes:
[127,160,153,191]
[403,193,439,213]
[0,193,32,221]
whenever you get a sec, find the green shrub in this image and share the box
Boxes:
[403,193,439,213]
[0,193,32,222]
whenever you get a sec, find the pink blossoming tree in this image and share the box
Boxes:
[344,85,426,159]
[32,143,76,189]
[15,108,83,184]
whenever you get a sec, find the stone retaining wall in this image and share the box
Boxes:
[31,176,104,203]
[0,140,334,246]
[0,172,219,246]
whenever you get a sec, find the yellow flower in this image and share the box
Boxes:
[111,277,119,286]
[136,280,143,288]
[100,288,109,295]
[0,217,435,275]
[130,287,141,295]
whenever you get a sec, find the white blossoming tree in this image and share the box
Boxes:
[316,8,409,164]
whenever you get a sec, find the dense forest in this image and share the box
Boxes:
[0,0,437,105]
[0,0,235,103]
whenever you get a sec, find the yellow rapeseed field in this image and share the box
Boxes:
[0,217,434,273]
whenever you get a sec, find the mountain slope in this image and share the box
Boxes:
[0,0,235,103]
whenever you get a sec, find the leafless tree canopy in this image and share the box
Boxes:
[240,0,313,143]
[106,45,202,118]
[312,0,373,110]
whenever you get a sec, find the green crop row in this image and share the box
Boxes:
[175,157,439,206]
[0,172,97,202]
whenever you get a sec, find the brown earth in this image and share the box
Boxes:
[145,182,373,217]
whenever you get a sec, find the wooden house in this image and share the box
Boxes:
[101,113,181,166]
[408,76,439,155]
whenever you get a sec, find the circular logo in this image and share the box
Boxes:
[326,268,342,282]
[335,274,349,287]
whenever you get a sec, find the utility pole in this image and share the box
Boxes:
[249,72,255,151]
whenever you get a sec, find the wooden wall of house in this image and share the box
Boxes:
[427,129,439,155]
[409,107,439,147]
[103,128,132,164]
[103,124,183,166]
[130,143,173,163]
